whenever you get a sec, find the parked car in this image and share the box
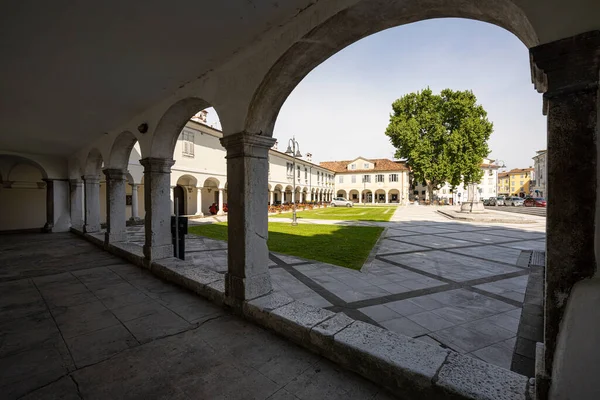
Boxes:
[330,197,353,207]
[487,197,497,206]
[505,196,525,206]
[524,197,547,207]
[495,196,505,206]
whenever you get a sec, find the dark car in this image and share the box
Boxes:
[524,197,547,207]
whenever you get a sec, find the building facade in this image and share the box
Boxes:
[532,150,547,197]
[410,159,500,204]
[499,168,534,197]
[320,157,410,204]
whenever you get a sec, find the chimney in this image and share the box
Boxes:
[273,140,278,150]
[306,153,312,162]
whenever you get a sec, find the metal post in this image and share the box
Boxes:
[174,201,179,259]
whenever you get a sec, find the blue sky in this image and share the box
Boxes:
[270,18,547,170]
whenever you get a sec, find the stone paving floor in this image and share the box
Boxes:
[177,207,545,370]
[0,233,394,400]
[89,206,545,370]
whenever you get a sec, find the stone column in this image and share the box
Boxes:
[195,187,204,216]
[220,132,276,303]
[130,183,140,221]
[70,179,84,229]
[103,169,128,244]
[82,175,101,233]
[140,158,175,262]
[530,31,600,394]
[42,179,54,232]
[269,190,274,205]
[385,192,389,204]
[217,189,225,215]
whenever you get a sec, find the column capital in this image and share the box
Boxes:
[81,175,100,184]
[103,168,127,180]
[530,30,600,97]
[140,157,175,173]
[220,132,276,159]
[69,178,83,186]
[130,182,139,188]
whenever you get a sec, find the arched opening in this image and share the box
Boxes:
[201,177,221,215]
[284,185,293,204]
[374,189,386,204]
[243,5,553,377]
[175,174,198,215]
[388,189,400,204]
[273,184,283,205]
[361,189,373,204]
[337,189,347,199]
[0,155,48,231]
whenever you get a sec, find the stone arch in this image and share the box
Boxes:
[3,155,48,181]
[149,97,219,159]
[388,189,401,204]
[337,189,347,199]
[0,155,48,231]
[108,131,138,170]
[375,189,386,203]
[348,189,360,203]
[361,189,373,203]
[245,0,538,136]
[84,148,104,177]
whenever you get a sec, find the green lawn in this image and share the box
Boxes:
[272,205,396,222]
[189,222,383,270]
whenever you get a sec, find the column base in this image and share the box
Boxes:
[217,211,225,216]
[105,231,128,245]
[42,223,53,233]
[194,213,204,217]
[143,243,173,264]
[460,201,485,213]
[225,272,273,303]
[83,224,100,233]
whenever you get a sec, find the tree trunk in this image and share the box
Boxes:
[426,182,435,205]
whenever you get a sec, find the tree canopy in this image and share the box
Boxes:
[385,88,493,200]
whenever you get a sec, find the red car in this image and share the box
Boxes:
[524,197,547,207]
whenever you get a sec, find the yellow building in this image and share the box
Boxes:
[498,168,534,197]
[497,172,510,196]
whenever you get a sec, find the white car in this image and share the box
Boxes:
[331,197,353,207]
[505,196,525,206]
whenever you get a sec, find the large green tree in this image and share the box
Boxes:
[385,88,493,203]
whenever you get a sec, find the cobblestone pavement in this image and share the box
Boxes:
[0,234,394,400]
[89,207,545,370]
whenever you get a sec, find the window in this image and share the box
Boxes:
[442,189,446,194]
[339,175,343,183]
[389,174,398,182]
[375,174,384,183]
[363,175,371,183]
[421,190,425,195]
[182,130,195,157]
[520,180,524,185]
[317,172,320,183]
[286,162,293,178]
[297,166,300,178]
[351,164,356,170]
[413,190,418,195]
[351,175,356,183]
[488,178,493,185]
[488,170,493,176]
[364,163,369,169]
[305,168,308,179]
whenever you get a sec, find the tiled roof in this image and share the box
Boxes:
[508,168,534,174]
[498,172,509,178]
[319,158,409,173]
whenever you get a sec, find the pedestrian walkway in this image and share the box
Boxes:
[0,233,393,400]
[91,207,546,371]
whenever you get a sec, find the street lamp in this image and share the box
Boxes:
[491,159,506,197]
[285,136,302,226]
